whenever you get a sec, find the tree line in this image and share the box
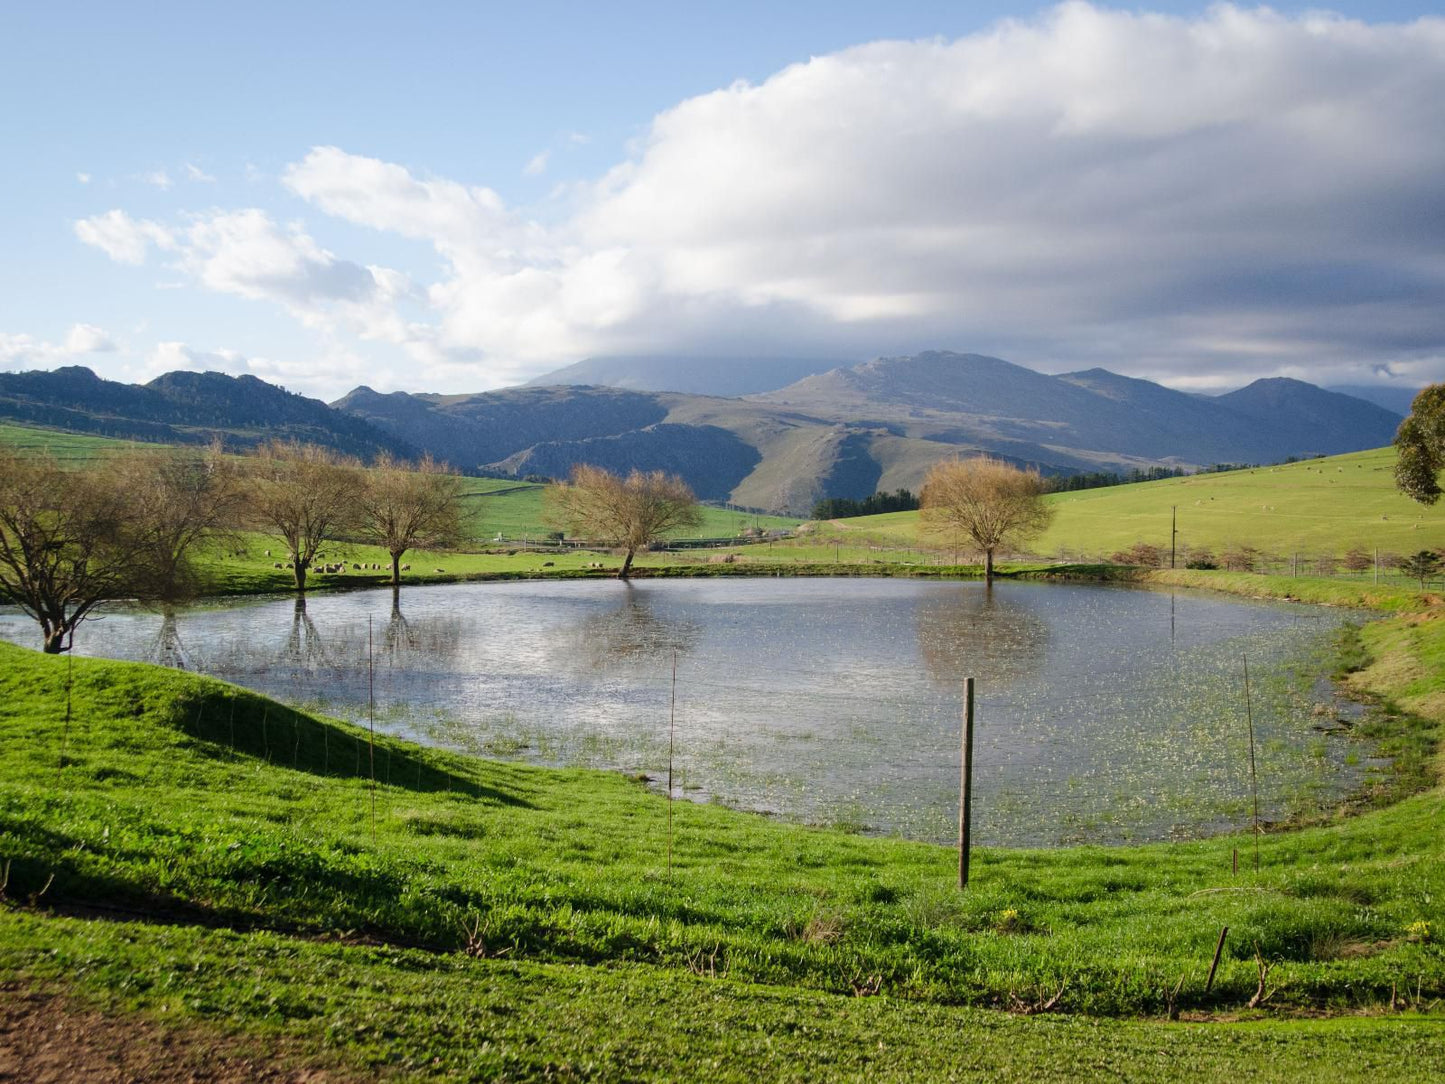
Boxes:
[0,443,708,654]
[0,441,468,653]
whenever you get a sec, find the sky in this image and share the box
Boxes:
[3,1,1444,401]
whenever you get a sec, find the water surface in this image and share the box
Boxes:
[0,578,1368,846]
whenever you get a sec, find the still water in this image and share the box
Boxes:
[0,578,1369,846]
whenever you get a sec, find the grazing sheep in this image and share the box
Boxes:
[400,564,410,571]
[273,562,283,569]
[542,561,555,567]
[434,567,445,573]
[264,549,271,557]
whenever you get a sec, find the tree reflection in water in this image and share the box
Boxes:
[567,584,700,672]
[378,589,463,668]
[914,584,1050,690]
[147,607,193,670]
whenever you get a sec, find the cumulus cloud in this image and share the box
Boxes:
[0,323,118,368]
[185,163,216,183]
[523,150,550,177]
[77,204,422,352]
[69,4,1445,392]
[74,210,176,265]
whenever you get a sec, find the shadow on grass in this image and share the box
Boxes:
[170,685,536,808]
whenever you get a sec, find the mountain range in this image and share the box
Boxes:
[0,352,1406,515]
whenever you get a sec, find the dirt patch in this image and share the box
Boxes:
[0,987,357,1084]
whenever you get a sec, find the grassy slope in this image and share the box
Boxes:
[0,421,142,461]
[812,448,1445,559]
[2,586,1444,1079]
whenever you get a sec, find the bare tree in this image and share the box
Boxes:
[0,446,236,653]
[920,456,1053,584]
[547,465,702,579]
[116,443,243,603]
[357,452,469,586]
[243,441,360,592]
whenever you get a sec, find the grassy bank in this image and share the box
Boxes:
[2,567,1445,1078]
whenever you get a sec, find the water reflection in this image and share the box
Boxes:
[378,590,464,668]
[565,584,701,671]
[148,608,194,670]
[915,584,1050,689]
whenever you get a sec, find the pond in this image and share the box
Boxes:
[0,578,1374,846]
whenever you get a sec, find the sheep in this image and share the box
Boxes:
[264,549,271,557]
[434,567,446,573]
[273,562,283,569]
[400,564,410,571]
[542,561,555,567]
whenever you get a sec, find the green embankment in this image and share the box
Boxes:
[2,575,1444,1079]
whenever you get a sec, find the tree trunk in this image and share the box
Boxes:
[293,560,308,593]
[391,551,402,587]
[984,547,995,585]
[619,548,635,580]
[43,627,66,654]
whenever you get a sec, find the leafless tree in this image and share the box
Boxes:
[356,452,469,586]
[920,456,1053,584]
[115,442,243,603]
[0,445,236,653]
[547,464,702,579]
[243,441,360,592]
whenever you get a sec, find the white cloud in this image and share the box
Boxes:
[185,163,216,183]
[143,169,173,190]
[523,150,550,177]
[74,210,175,265]
[63,324,117,354]
[70,4,1445,393]
[0,323,118,368]
[76,172,91,185]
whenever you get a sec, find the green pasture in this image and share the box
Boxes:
[805,448,1445,562]
[0,421,141,461]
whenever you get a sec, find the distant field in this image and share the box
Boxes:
[0,421,798,541]
[460,477,798,539]
[814,447,1445,562]
[0,422,141,461]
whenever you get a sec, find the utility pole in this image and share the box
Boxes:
[1171,506,1178,569]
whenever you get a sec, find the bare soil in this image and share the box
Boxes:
[0,986,357,1084]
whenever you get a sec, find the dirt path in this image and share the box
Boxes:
[0,987,354,1084]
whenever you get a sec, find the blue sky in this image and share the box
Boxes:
[4,1,1444,399]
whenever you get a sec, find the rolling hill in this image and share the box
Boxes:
[0,351,1407,515]
[0,365,410,460]
[821,447,1445,561]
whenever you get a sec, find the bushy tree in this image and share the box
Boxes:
[547,465,701,579]
[357,453,468,586]
[920,456,1053,584]
[1394,385,1445,504]
[1399,549,1441,588]
[1342,547,1372,573]
[1109,541,1164,568]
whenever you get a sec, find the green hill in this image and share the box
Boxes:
[824,447,1445,562]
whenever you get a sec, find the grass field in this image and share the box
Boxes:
[807,447,1445,563]
[1,570,1444,1079]
[0,421,142,461]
